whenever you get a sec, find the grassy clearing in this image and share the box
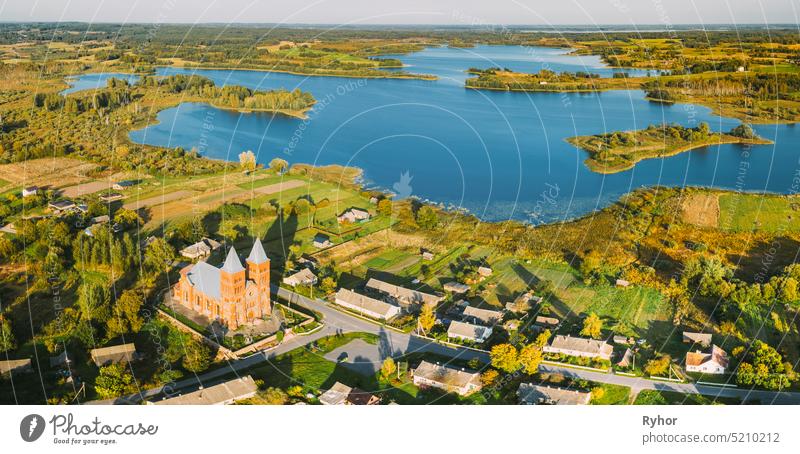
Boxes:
[633,389,741,405]
[718,193,800,232]
[590,383,631,405]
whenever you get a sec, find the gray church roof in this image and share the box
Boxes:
[221,247,245,274]
[187,261,222,300]
[247,238,269,264]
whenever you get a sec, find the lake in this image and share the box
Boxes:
[80,45,798,223]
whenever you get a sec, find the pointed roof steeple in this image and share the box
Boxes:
[247,237,269,264]
[220,246,245,274]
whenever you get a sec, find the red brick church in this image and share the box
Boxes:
[173,238,271,329]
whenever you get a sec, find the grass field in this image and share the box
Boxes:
[633,389,741,405]
[590,383,631,405]
[718,193,800,232]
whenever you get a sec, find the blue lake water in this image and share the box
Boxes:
[70,45,799,223]
[63,72,140,95]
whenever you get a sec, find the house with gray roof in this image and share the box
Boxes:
[412,361,482,396]
[443,282,469,294]
[319,382,352,405]
[283,268,318,287]
[334,288,400,320]
[462,305,503,325]
[0,359,32,376]
[543,335,613,360]
[180,237,222,260]
[90,343,139,367]
[517,383,591,405]
[683,331,713,348]
[153,376,257,405]
[365,278,443,307]
[447,320,492,343]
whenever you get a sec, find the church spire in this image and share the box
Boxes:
[221,246,245,274]
[247,237,269,264]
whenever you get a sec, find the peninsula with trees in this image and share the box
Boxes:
[566,123,772,174]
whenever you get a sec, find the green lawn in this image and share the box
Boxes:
[719,194,800,232]
[634,389,741,405]
[590,383,631,405]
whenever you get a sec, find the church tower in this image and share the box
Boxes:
[220,247,246,328]
[246,237,271,318]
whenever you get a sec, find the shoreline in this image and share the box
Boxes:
[567,134,774,174]
[163,63,438,81]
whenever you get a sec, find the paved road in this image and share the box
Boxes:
[538,364,800,405]
[92,286,800,405]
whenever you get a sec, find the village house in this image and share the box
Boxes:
[462,305,503,326]
[505,292,542,313]
[534,316,560,328]
[412,360,482,396]
[99,192,124,203]
[153,376,257,405]
[283,268,318,287]
[319,382,381,405]
[112,180,136,191]
[443,281,470,294]
[337,207,371,224]
[613,335,633,345]
[179,237,222,260]
[543,335,613,360]
[319,382,352,405]
[22,186,38,197]
[447,320,492,343]
[421,250,435,261]
[346,388,381,405]
[615,279,631,288]
[172,239,272,330]
[334,288,400,320]
[477,266,493,277]
[0,359,33,376]
[365,278,443,308]
[683,331,713,348]
[517,383,591,405]
[49,199,76,212]
[312,233,333,248]
[90,343,139,367]
[685,345,729,375]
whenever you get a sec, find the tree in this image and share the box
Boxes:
[319,276,337,295]
[377,199,392,216]
[238,150,257,171]
[534,329,551,348]
[481,369,500,386]
[418,303,436,334]
[490,343,519,373]
[182,339,212,373]
[518,344,543,374]
[580,313,602,339]
[105,289,144,338]
[579,250,602,282]
[644,354,672,377]
[94,363,136,399]
[269,157,288,173]
[0,316,16,352]
[143,237,175,277]
[416,206,438,229]
[113,208,142,230]
[380,357,397,379]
